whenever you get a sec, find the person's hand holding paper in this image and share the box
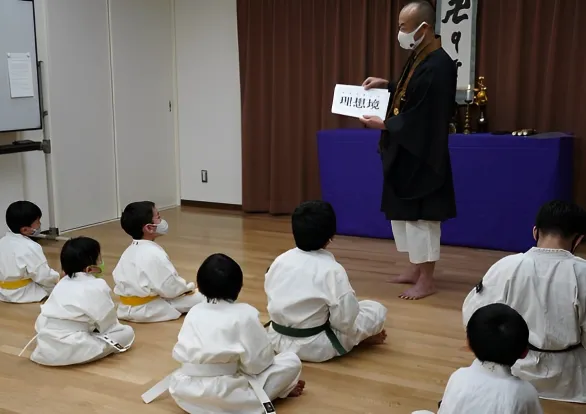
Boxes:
[359,115,385,129]
[331,84,389,121]
[362,77,389,90]
[359,78,389,129]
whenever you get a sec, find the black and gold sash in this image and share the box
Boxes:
[388,36,442,118]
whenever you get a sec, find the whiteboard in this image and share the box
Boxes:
[0,0,42,132]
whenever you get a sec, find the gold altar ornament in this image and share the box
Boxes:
[393,108,399,116]
[474,76,488,133]
[474,76,488,106]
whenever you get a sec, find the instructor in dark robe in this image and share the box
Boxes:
[360,0,456,300]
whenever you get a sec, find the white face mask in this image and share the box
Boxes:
[30,227,41,237]
[155,219,169,235]
[398,22,427,50]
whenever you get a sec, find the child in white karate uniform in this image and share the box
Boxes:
[28,237,134,366]
[113,201,204,322]
[142,253,305,414]
[0,201,59,303]
[413,303,543,414]
[265,200,387,362]
[463,200,586,403]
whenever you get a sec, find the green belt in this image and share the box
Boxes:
[265,320,347,356]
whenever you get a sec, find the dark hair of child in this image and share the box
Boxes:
[6,201,42,234]
[535,200,586,240]
[120,201,155,240]
[197,253,243,303]
[467,303,529,367]
[291,200,336,252]
[60,237,101,278]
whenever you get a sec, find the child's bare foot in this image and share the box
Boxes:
[288,380,305,397]
[361,329,387,346]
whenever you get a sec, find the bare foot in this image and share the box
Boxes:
[399,279,437,300]
[288,380,306,397]
[387,265,420,284]
[361,329,387,346]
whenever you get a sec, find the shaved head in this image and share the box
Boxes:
[402,1,436,29]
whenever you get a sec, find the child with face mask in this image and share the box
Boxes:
[0,201,59,303]
[462,200,586,403]
[113,201,204,322]
[24,236,135,366]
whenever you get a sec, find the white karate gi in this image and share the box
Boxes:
[412,360,543,414]
[462,247,586,403]
[0,231,59,303]
[167,300,302,414]
[265,248,387,362]
[30,272,134,366]
[113,240,204,322]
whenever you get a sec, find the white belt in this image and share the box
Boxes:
[18,317,130,357]
[44,318,90,331]
[142,362,276,413]
[181,362,238,376]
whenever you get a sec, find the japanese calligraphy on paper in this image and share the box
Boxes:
[438,0,477,90]
[331,85,390,120]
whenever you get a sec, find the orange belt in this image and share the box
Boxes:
[119,295,159,306]
[0,279,32,289]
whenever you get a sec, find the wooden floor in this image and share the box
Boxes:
[0,206,583,414]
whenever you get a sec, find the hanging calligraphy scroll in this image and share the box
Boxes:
[436,0,478,100]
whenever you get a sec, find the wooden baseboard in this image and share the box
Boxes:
[180,199,242,211]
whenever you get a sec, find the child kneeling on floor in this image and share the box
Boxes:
[26,237,134,366]
[142,253,304,414]
[412,303,543,414]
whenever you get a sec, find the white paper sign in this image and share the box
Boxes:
[438,0,477,90]
[331,84,390,119]
[7,52,35,98]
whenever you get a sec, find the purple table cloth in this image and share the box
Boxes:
[317,129,573,252]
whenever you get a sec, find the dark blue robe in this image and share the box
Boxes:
[379,46,457,222]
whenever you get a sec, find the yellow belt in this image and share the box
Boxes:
[0,279,32,289]
[119,295,159,306]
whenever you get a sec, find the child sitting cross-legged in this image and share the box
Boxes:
[27,237,134,366]
[113,201,204,322]
[0,201,59,303]
[265,200,388,362]
[142,253,304,414]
